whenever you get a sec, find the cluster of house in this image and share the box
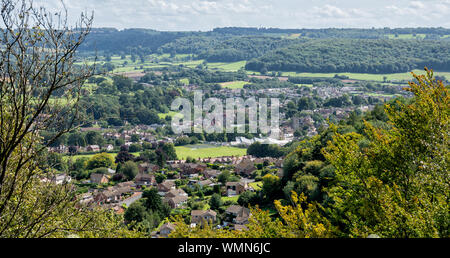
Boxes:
[43,152,283,237]
[45,151,283,211]
[47,123,176,154]
[156,204,251,237]
[91,181,135,205]
[199,78,404,141]
[48,144,115,154]
[103,128,156,143]
[168,155,282,175]
[156,180,188,208]
[230,136,292,147]
[41,173,73,184]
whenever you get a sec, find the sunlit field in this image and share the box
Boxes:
[175,144,247,160]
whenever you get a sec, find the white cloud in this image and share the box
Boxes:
[384,0,450,26]
[311,5,351,19]
[410,1,426,9]
[31,0,450,30]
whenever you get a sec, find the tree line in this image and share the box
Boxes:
[246,39,450,74]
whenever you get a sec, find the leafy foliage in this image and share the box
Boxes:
[323,68,449,237]
[86,153,114,170]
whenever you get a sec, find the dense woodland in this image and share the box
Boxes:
[212,27,450,37]
[246,39,450,73]
[160,36,296,62]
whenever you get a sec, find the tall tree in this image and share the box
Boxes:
[0,1,138,237]
[323,68,449,237]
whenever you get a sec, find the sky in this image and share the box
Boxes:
[34,0,450,31]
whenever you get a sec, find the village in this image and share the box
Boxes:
[46,149,283,237]
[40,67,413,238]
[40,60,414,238]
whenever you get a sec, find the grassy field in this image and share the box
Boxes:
[179,78,190,85]
[366,93,399,98]
[220,81,248,89]
[176,59,204,68]
[65,143,246,162]
[77,54,199,74]
[387,34,427,39]
[79,54,450,84]
[295,83,313,88]
[64,152,140,162]
[175,144,247,160]
[281,70,450,82]
[284,33,301,39]
[207,61,246,72]
[157,111,179,119]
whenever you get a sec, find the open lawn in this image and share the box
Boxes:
[175,144,247,160]
[64,144,247,161]
[249,181,263,191]
[220,81,248,89]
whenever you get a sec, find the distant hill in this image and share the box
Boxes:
[78,27,450,73]
[245,39,450,74]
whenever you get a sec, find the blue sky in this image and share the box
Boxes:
[35,0,450,31]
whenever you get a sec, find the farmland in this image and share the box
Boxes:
[80,52,450,84]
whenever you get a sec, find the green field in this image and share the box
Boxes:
[76,54,203,74]
[295,84,313,88]
[179,78,190,85]
[207,61,246,72]
[175,144,247,160]
[79,54,450,84]
[176,59,204,68]
[65,144,245,162]
[284,33,302,39]
[157,111,179,119]
[387,33,427,39]
[281,70,450,82]
[220,81,248,89]
[64,152,140,162]
[366,93,400,98]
